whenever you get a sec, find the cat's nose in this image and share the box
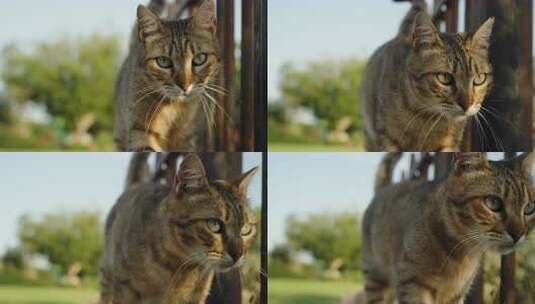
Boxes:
[228,243,243,263]
[508,227,526,243]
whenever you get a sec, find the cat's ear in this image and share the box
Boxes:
[137,5,164,44]
[470,17,494,54]
[411,12,442,49]
[452,153,489,174]
[175,154,208,194]
[191,0,217,34]
[516,152,535,177]
[234,167,259,195]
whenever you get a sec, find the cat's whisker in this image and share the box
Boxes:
[419,111,444,151]
[472,114,489,150]
[134,87,160,106]
[203,84,227,96]
[164,252,204,300]
[438,231,483,275]
[477,111,505,151]
[145,93,166,136]
[206,82,229,93]
[203,92,236,127]
[400,105,439,141]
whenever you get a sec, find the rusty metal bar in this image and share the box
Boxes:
[216,0,235,151]
[500,253,516,303]
[241,0,255,151]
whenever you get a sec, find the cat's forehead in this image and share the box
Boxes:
[211,181,247,209]
[491,162,535,200]
[161,19,215,49]
[439,33,491,73]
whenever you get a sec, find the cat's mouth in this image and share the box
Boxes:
[163,85,204,103]
[486,234,526,255]
[206,252,243,273]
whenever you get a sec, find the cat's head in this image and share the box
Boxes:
[163,154,258,272]
[136,0,220,103]
[406,13,494,120]
[445,153,535,254]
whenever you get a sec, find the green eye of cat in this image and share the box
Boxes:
[484,196,503,212]
[473,73,487,86]
[436,73,454,86]
[240,223,253,236]
[156,57,173,69]
[207,219,223,233]
[192,53,208,66]
[525,202,535,215]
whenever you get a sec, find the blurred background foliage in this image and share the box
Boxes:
[0,34,121,151]
[1,210,102,289]
[268,59,366,152]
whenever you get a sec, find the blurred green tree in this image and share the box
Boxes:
[18,211,103,275]
[2,247,25,270]
[1,34,122,132]
[279,59,366,131]
[286,213,362,271]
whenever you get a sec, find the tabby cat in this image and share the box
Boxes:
[115,0,221,152]
[361,0,494,151]
[99,154,258,303]
[362,152,535,303]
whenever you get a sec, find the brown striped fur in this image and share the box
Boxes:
[99,154,258,303]
[362,152,535,303]
[115,0,221,152]
[361,1,494,151]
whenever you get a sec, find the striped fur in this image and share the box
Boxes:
[99,155,258,303]
[361,2,494,151]
[115,0,221,151]
[362,153,535,303]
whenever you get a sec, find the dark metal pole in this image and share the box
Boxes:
[253,0,267,151]
[217,0,235,151]
[241,0,255,151]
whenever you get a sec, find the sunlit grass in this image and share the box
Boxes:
[269,278,361,304]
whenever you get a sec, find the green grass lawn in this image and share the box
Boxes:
[269,278,361,304]
[0,286,98,304]
[268,143,364,152]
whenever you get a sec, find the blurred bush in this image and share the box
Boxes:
[2,34,121,132]
[18,211,103,276]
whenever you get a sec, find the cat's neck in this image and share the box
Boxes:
[150,221,215,303]
[165,266,214,304]
[430,188,486,259]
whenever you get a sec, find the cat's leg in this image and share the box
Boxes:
[363,274,390,303]
[395,280,434,304]
[128,128,164,152]
[111,281,140,304]
[98,268,113,304]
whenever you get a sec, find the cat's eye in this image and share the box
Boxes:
[193,53,208,66]
[473,73,487,86]
[436,73,454,86]
[484,196,503,212]
[207,219,223,233]
[156,56,173,69]
[240,223,254,236]
[525,202,535,215]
